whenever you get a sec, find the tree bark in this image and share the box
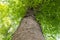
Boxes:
[12,9,45,40]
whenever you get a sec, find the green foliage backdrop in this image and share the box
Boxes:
[0,0,60,40]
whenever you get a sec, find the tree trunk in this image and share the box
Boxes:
[12,9,45,40]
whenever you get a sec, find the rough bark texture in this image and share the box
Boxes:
[12,9,45,40]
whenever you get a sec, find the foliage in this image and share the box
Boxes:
[0,0,26,40]
[0,0,60,40]
[35,0,60,40]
